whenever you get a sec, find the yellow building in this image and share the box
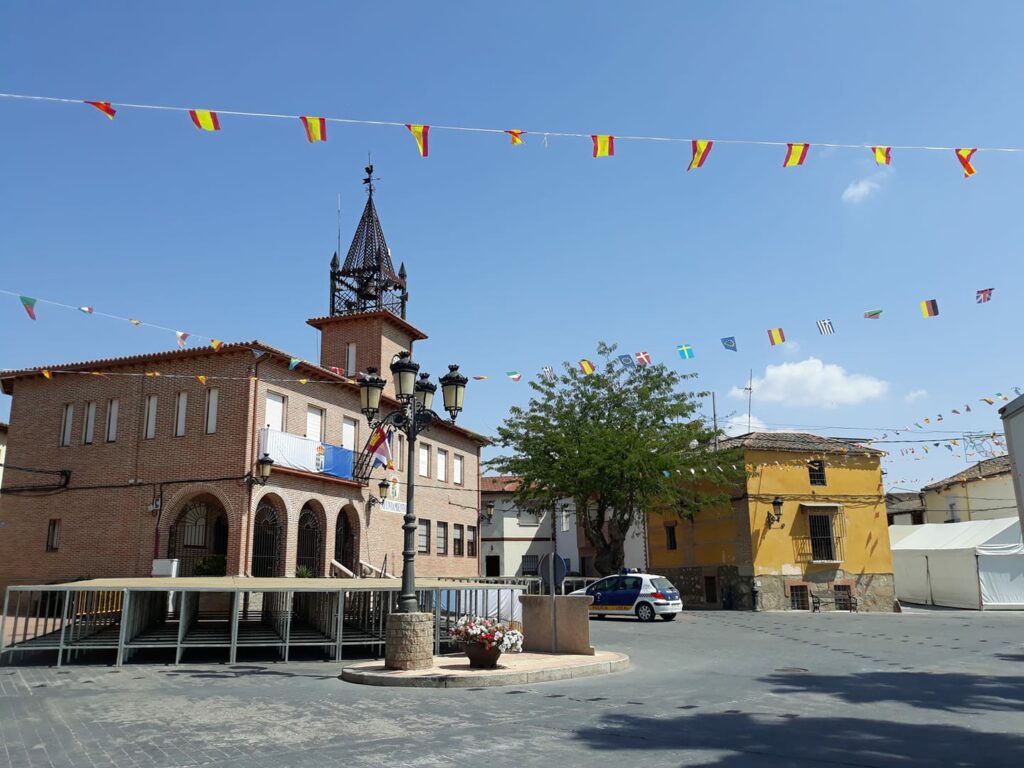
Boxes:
[647,433,894,612]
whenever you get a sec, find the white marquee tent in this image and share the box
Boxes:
[890,519,1024,610]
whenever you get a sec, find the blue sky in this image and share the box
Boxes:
[2,2,1021,489]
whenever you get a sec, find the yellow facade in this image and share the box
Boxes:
[647,439,894,611]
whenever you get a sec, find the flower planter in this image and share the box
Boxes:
[463,643,503,669]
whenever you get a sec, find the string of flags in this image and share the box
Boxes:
[2,91,1022,177]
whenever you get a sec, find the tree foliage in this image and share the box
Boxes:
[488,343,743,575]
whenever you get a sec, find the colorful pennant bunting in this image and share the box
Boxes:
[864,309,883,319]
[84,100,116,120]
[129,318,142,326]
[920,299,939,318]
[591,135,614,157]
[816,319,835,336]
[976,288,994,304]
[506,371,522,382]
[688,140,713,171]
[579,359,596,375]
[676,344,695,360]
[472,375,488,381]
[505,130,525,145]
[78,306,94,314]
[767,328,786,346]
[41,369,52,379]
[634,351,651,366]
[210,339,224,350]
[872,146,891,165]
[299,116,327,143]
[188,110,221,132]
[19,295,37,320]
[288,357,301,370]
[406,124,430,156]
[721,337,737,352]
[980,397,995,405]
[617,354,635,369]
[540,366,555,381]
[196,375,208,385]
[783,144,809,167]
[175,331,190,349]
[955,148,977,177]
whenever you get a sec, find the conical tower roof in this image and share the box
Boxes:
[340,193,401,284]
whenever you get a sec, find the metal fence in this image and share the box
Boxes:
[1,582,528,667]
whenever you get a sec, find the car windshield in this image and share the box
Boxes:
[652,577,675,592]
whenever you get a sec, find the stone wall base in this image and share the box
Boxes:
[384,612,434,671]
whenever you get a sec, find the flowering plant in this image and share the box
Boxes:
[449,616,524,653]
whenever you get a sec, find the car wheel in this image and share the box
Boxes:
[661,613,677,622]
[635,602,655,623]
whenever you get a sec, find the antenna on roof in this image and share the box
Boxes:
[744,369,754,432]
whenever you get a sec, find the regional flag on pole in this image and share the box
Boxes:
[783,143,809,167]
[767,328,786,346]
[189,109,221,131]
[591,135,615,157]
[688,140,713,171]
[505,130,525,145]
[955,148,977,177]
[579,359,596,375]
[406,124,430,156]
[871,146,892,165]
[920,299,939,317]
[367,426,393,469]
[299,116,327,143]
[84,101,116,120]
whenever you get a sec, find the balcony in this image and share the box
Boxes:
[258,428,354,481]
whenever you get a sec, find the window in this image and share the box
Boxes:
[946,501,960,523]
[307,405,325,441]
[809,513,837,561]
[453,524,464,555]
[342,417,358,451]
[467,526,477,557]
[59,404,74,446]
[82,402,96,445]
[453,454,464,485]
[561,506,571,532]
[203,388,218,434]
[436,521,448,555]
[46,519,61,552]
[418,443,430,477]
[345,342,357,376]
[790,585,809,610]
[665,524,678,550]
[808,460,826,486]
[106,398,119,442]
[436,449,448,482]
[518,507,540,527]
[417,520,431,553]
[521,555,539,576]
[143,395,158,440]
[174,392,188,437]
[265,391,285,431]
[396,434,405,470]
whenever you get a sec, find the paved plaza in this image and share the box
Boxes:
[2,608,1023,767]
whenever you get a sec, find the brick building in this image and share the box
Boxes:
[0,180,486,594]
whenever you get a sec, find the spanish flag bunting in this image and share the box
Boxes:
[196,375,208,385]
[981,397,995,405]
[79,306,94,314]
[84,101,116,120]
[299,378,309,385]
[19,295,37,320]
[90,371,109,378]
[210,339,224,350]
[767,328,786,346]
[145,371,161,377]
[299,116,327,143]
[129,318,142,326]
[406,124,430,156]
[472,375,488,381]
[289,357,302,370]
[783,144,809,167]
[175,331,190,349]
[871,146,892,165]
[591,135,615,157]
[955,148,977,177]
[579,359,596,375]
[505,130,525,145]
[188,109,221,132]
[688,140,713,171]
[920,299,939,318]
[41,369,52,380]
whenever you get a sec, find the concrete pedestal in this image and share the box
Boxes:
[384,612,434,671]
[519,595,595,655]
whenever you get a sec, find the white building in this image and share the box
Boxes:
[479,476,646,578]
[999,395,1024,532]
[920,456,1017,524]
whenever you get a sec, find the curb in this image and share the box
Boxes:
[340,653,629,688]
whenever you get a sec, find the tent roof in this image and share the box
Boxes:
[890,518,1022,553]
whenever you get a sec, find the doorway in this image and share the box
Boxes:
[485,555,500,577]
[704,575,718,605]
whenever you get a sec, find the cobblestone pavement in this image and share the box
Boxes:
[3,608,1024,767]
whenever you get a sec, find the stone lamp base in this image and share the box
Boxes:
[384,612,435,671]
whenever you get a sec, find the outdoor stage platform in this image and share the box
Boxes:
[1,577,527,667]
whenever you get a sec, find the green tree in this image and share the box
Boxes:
[488,343,742,576]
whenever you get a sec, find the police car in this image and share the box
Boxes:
[572,570,683,622]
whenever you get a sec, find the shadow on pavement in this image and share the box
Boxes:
[761,670,1024,713]
[573,711,1024,767]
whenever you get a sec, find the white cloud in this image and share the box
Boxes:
[904,389,928,403]
[723,414,768,436]
[842,177,880,203]
[729,357,889,409]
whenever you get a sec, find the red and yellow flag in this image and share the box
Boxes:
[505,130,525,145]
[406,124,430,156]
[41,369,52,380]
[591,135,615,157]
[579,359,596,375]
[871,146,891,165]
[188,110,221,132]
[783,144,809,167]
[210,339,224,351]
[196,375,208,385]
[299,116,327,143]
[84,101,116,120]
[767,328,786,346]
[955,148,977,178]
[689,140,713,171]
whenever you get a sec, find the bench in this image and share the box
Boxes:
[811,591,858,613]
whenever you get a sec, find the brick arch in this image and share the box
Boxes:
[159,483,237,540]
[296,499,328,576]
[335,503,361,575]
[250,492,288,577]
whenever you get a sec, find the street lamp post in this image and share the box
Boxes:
[359,350,467,614]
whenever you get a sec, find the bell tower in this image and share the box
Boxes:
[310,167,427,397]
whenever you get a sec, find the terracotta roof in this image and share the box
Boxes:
[480,476,522,493]
[0,422,8,432]
[717,432,884,457]
[306,310,428,342]
[886,492,925,515]
[921,455,1013,492]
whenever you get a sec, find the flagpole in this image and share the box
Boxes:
[746,369,753,432]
